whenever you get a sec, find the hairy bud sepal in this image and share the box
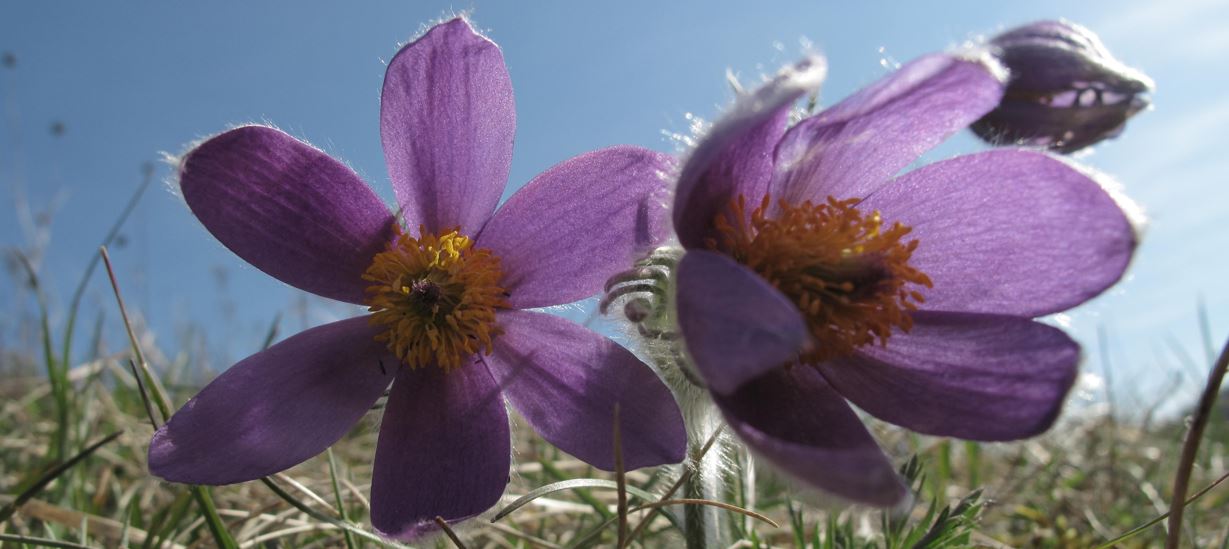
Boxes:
[972,19,1154,153]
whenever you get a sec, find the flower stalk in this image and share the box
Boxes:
[682,409,728,549]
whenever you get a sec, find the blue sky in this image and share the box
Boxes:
[2,1,1226,416]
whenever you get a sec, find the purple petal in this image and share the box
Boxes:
[477,147,674,309]
[676,250,809,395]
[820,311,1079,441]
[381,17,516,237]
[713,367,907,506]
[148,316,393,484]
[862,149,1136,316]
[179,126,395,304]
[772,53,1005,204]
[370,362,510,540]
[673,56,826,249]
[485,309,685,469]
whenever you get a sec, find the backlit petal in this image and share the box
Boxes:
[713,367,907,506]
[478,147,674,309]
[179,126,395,304]
[148,317,393,484]
[381,17,516,236]
[486,310,686,470]
[369,362,510,540]
[673,57,826,249]
[862,149,1136,316]
[773,53,1004,203]
[821,311,1079,441]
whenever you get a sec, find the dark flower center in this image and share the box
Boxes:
[362,225,507,371]
[708,194,932,363]
[407,278,444,310]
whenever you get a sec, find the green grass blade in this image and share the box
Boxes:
[0,533,95,548]
[100,246,236,549]
[0,431,121,522]
[327,448,358,549]
[260,312,282,350]
[60,166,152,392]
[12,250,71,463]
[184,488,235,549]
[100,246,170,420]
[260,477,405,548]
[537,460,614,521]
[1097,469,1229,548]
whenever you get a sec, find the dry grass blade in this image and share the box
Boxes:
[0,532,95,548]
[435,516,468,548]
[491,479,658,522]
[100,245,236,549]
[0,431,121,522]
[240,524,345,548]
[570,496,778,548]
[631,499,777,528]
[272,473,335,511]
[61,166,153,382]
[99,246,168,421]
[258,477,408,548]
[7,498,182,549]
[1165,335,1229,549]
[483,521,565,549]
[341,478,371,511]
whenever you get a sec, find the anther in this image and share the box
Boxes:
[709,194,931,363]
[362,225,507,371]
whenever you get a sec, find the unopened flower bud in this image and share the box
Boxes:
[972,20,1154,153]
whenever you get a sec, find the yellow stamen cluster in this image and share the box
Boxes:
[709,195,932,363]
[362,225,507,371]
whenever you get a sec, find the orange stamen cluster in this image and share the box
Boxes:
[362,225,507,371]
[709,194,932,364]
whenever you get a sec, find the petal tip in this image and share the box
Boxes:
[950,45,1010,87]
[371,502,495,542]
[381,11,515,236]
[673,55,827,248]
[622,402,689,470]
[403,14,501,60]
[145,427,174,479]
[1052,152,1147,240]
[372,518,444,542]
[676,251,809,395]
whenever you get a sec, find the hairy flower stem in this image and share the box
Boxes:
[683,469,708,548]
[605,246,729,547]
[680,402,728,549]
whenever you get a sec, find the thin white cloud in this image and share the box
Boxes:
[1117,96,1229,179]
[1095,0,1229,63]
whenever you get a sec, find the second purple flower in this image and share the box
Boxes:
[669,51,1138,505]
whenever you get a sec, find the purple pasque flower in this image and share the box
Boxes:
[148,18,685,540]
[671,52,1137,505]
